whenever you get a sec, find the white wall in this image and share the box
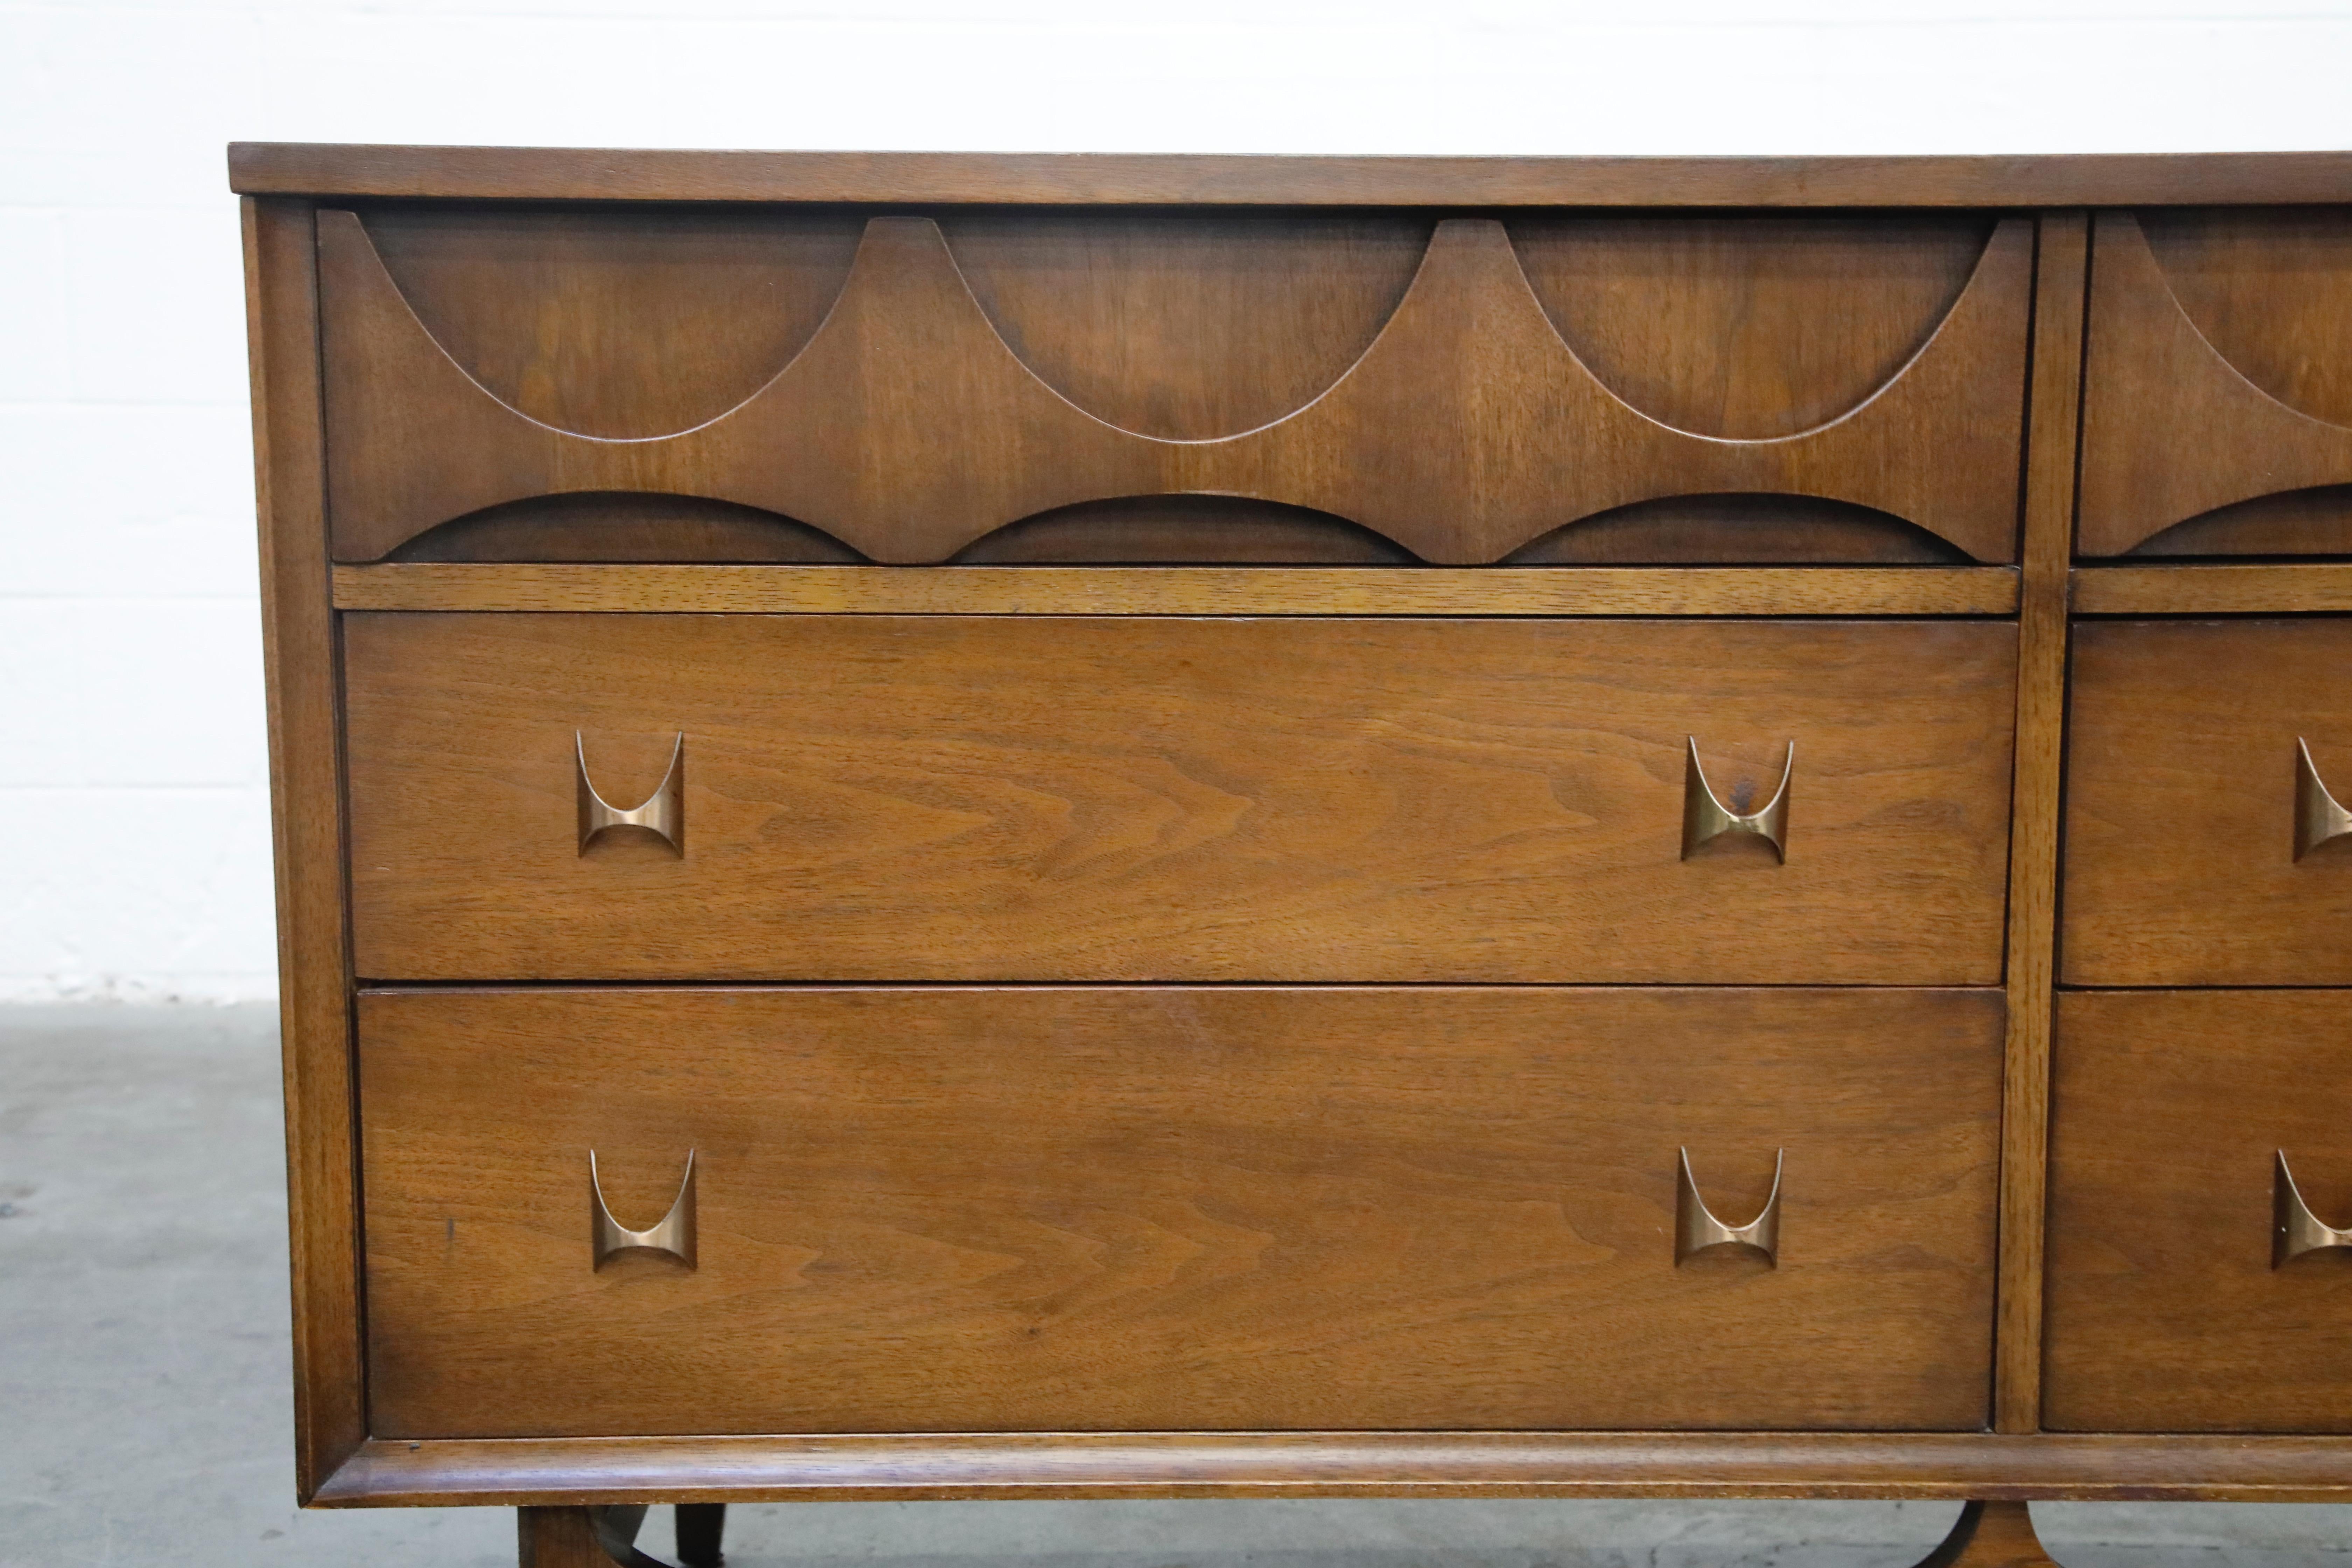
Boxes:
[3,0,2347,1002]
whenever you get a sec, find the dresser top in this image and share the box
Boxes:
[227,143,2352,207]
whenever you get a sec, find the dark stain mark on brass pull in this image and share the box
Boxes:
[2274,1150,2352,1266]
[1682,736,1791,863]
[1676,1147,1783,1266]
[590,1149,696,1270]
[578,730,684,855]
[2295,738,2352,862]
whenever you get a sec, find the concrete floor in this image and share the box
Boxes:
[5,1004,2350,1568]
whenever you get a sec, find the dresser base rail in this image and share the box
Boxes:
[322,1433,2352,1508]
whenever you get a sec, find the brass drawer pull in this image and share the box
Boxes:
[1675,1147,1783,1266]
[2273,1150,2352,1266]
[1681,736,1792,863]
[590,1149,697,1270]
[577,730,685,855]
[2294,738,2352,862]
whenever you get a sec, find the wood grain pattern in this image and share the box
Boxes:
[358,986,2001,1439]
[940,211,1431,440]
[384,492,1970,567]
[362,204,864,439]
[387,494,867,565]
[243,196,364,1501]
[2148,208,2352,427]
[1993,212,2087,1435]
[2124,487,2352,558]
[330,563,2022,616]
[2047,991,2352,1432]
[1499,496,1971,566]
[2072,562,2352,615]
[318,210,2030,564]
[228,144,2352,208]
[341,614,2017,984]
[371,493,1972,572]
[232,142,2352,1521]
[1510,214,1991,439]
[2078,210,2352,557]
[949,497,1416,565]
[2064,619,2352,985]
[517,1507,601,1567]
[1921,1503,2058,1568]
[313,1430,2352,1507]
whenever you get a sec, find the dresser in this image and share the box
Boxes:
[231,144,2352,1568]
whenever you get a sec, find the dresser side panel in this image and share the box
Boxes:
[247,194,365,1497]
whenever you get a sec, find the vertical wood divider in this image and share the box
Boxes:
[1995,211,2089,1433]
[247,196,367,1494]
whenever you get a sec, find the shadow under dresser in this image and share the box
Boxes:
[232,142,2352,1568]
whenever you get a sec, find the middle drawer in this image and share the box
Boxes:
[344,613,2017,982]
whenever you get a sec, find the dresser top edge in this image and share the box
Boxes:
[226,144,2352,207]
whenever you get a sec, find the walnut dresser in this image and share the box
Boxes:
[232,144,2352,1568]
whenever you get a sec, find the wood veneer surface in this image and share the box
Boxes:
[2080,209,2352,557]
[245,196,366,1496]
[2048,991,2352,1432]
[342,613,2017,984]
[313,1430,2352,1506]
[234,145,2352,1514]
[2065,619,2352,985]
[358,986,2002,1439]
[318,208,2029,565]
[329,563,2022,616]
[229,144,2352,207]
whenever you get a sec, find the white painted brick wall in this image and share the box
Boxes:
[2,0,2347,1001]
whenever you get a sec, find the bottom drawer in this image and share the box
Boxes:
[2048,990,2352,1432]
[357,987,2001,1439]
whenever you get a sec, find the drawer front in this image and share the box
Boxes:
[319,205,2029,566]
[343,614,2017,983]
[357,986,2002,1439]
[2080,207,2352,557]
[2047,991,2352,1433]
[2066,619,2352,986]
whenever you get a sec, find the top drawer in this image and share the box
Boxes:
[2081,207,2352,557]
[317,205,2031,566]
[342,613,2016,984]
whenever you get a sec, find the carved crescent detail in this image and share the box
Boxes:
[320,209,2031,564]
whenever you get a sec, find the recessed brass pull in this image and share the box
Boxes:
[2294,738,2352,862]
[1676,1147,1783,1266]
[577,730,684,855]
[2273,1150,2352,1267]
[1681,736,1791,863]
[590,1149,697,1270]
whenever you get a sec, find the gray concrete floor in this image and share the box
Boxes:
[5,1003,2350,1568]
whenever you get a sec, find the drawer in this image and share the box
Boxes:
[356,985,2003,1439]
[2080,207,2352,557]
[343,614,2017,983]
[2047,991,2352,1432]
[318,204,2030,566]
[2065,619,2352,986]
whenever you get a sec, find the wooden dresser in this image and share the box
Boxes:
[232,144,2352,1568]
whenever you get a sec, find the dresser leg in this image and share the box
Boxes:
[519,1506,606,1567]
[675,1503,726,1566]
[1913,1502,2060,1568]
